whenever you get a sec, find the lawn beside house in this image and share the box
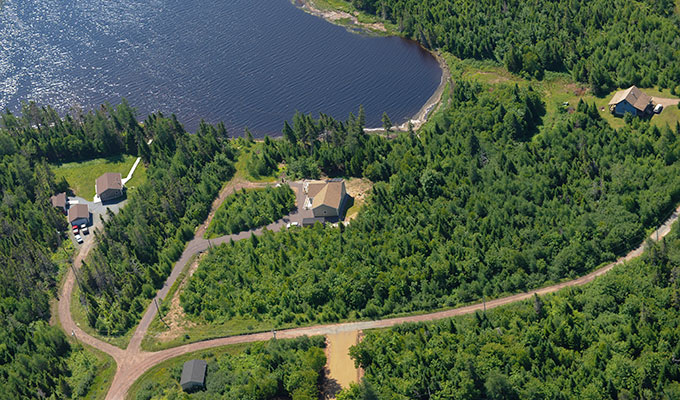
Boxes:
[448,54,680,131]
[52,155,146,200]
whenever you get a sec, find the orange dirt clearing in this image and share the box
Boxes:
[323,330,361,399]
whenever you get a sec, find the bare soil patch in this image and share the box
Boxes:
[569,84,589,96]
[344,178,373,220]
[155,257,202,343]
[322,330,360,399]
[345,178,372,203]
[652,96,680,107]
[298,0,387,32]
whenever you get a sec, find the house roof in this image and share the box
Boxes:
[608,86,652,111]
[312,180,345,210]
[306,182,327,198]
[51,192,67,209]
[68,204,89,224]
[180,359,207,387]
[96,172,122,196]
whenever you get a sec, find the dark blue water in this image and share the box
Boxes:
[0,0,441,135]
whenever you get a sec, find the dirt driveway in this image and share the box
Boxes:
[652,96,680,107]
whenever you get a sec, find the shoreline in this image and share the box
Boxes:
[295,0,451,133]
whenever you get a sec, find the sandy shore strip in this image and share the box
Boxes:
[295,0,387,33]
[295,0,451,133]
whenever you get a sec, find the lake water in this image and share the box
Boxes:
[0,0,442,135]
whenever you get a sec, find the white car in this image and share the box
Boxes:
[80,224,89,235]
[654,104,663,114]
[74,234,83,244]
[286,222,299,228]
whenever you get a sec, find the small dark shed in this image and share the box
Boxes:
[180,359,207,392]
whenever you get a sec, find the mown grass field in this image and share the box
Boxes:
[52,155,146,200]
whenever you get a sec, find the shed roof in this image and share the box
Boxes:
[312,180,345,210]
[608,86,652,112]
[68,204,89,224]
[96,172,122,196]
[180,359,207,387]
[302,217,325,226]
[51,192,67,209]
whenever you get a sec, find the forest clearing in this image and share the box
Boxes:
[52,154,146,200]
[323,330,361,398]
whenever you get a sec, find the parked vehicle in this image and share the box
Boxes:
[654,104,663,114]
[286,222,299,228]
[80,224,89,235]
[74,234,83,244]
[72,225,79,234]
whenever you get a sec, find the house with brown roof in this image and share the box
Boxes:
[96,172,123,202]
[68,204,90,227]
[50,192,67,214]
[304,179,347,218]
[608,86,653,117]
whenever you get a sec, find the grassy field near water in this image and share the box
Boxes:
[52,154,146,200]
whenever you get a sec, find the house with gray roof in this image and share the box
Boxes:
[608,86,653,117]
[180,359,207,392]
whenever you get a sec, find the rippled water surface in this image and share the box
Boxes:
[0,0,441,135]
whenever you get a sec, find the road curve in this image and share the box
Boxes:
[57,185,680,399]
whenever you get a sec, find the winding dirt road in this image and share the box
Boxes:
[57,183,680,399]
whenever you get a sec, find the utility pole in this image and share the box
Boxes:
[70,263,88,311]
[155,298,169,328]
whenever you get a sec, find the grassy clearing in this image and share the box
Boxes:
[126,343,249,400]
[310,0,352,12]
[446,54,680,132]
[52,155,145,200]
[124,159,147,191]
[303,0,400,35]
[140,254,197,352]
[233,140,280,183]
[142,314,287,352]
[77,344,117,400]
[70,284,135,350]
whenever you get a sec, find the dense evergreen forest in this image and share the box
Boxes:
[205,185,296,238]
[182,84,680,328]
[0,102,149,398]
[338,224,680,399]
[135,336,326,400]
[351,0,680,95]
